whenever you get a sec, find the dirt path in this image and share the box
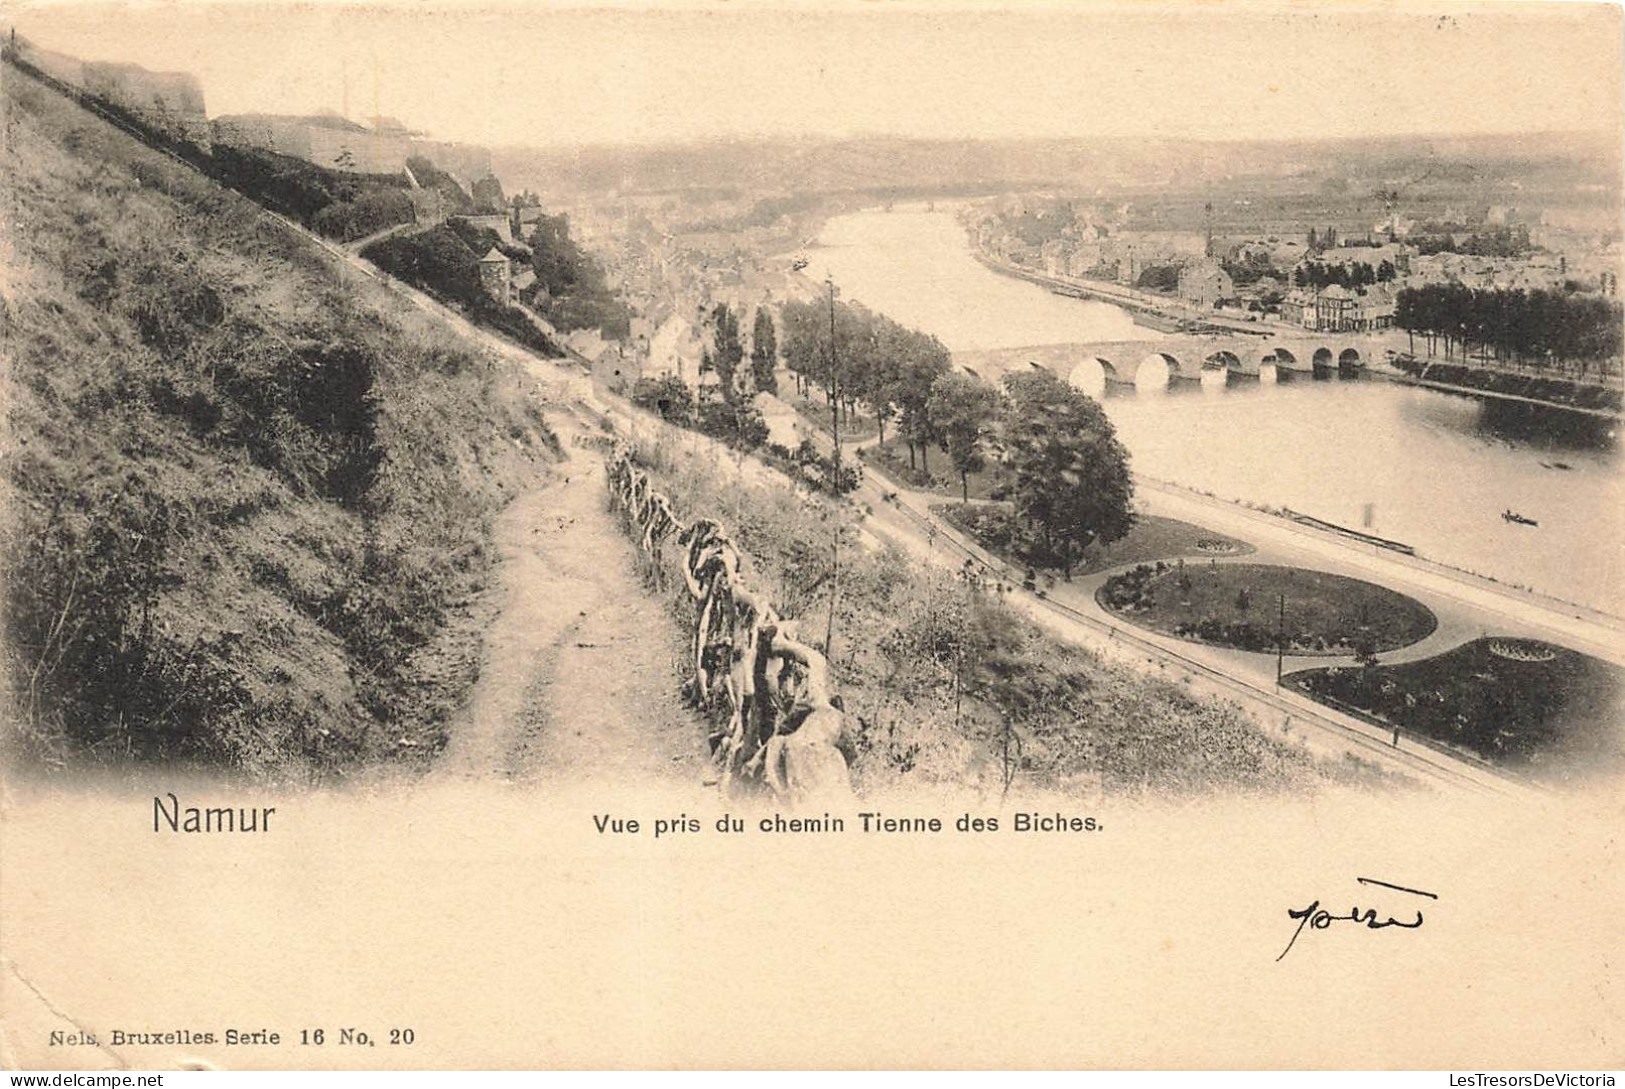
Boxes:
[438,437,709,784]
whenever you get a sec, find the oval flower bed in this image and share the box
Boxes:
[1097,562,1437,655]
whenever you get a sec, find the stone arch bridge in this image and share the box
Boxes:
[953,334,1383,390]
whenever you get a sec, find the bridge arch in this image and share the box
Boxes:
[1134,352,1179,391]
[1197,351,1239,392]
[1068,356,1109,397]
[1338,347,1364,374]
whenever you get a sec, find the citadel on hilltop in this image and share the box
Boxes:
[10,33,497,190]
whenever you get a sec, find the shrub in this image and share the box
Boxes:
[312,189,415,243]
[362,226,481,305]
[631,375,696,426]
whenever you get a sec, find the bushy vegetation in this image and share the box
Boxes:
[521,211,631,340]
[2,70,557,779]
[623,427,1369,798]
[360,226,560,357]
[1391,357,1622,412]
[1135,265,1180,292]
[311,188,416,243]
[628,375,773,457]
[207,143,413,242]
[630,375,697,426]
[470,174,507,215]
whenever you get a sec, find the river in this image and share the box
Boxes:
[805,207,1625,615]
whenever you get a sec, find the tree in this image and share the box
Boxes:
[522,211,631,339]
[710,304,744,402]
[928,372,1003,501]
[471,174,507,214]
[698,399,768,450]
[896,335,952,472]
[781,296,947,460]
[750,307,778,394]
[1000,370,1134,579]
[1395,284,1623,366]
[631,375,695,426]
[1135,264,1180,292]
[528,212,586,296]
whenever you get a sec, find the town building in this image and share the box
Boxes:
[1177,260,1233,309]
[1279,288,1314,327]
[1350,285,1397,331]
[1280,285,1396,332]
[646,314,705,383]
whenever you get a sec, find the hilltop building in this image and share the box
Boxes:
[212,110,494,184]
[478,247,511,306]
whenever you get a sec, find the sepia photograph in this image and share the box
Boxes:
[0,0,1621,1074]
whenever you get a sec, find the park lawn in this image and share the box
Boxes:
[788,394,880,444]
[934,505,1253,577]
[861,437,1011,499]
[1098,562,1438,655]
[1285,639,1625,781]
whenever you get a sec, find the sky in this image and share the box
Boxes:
[7,1,1623,149]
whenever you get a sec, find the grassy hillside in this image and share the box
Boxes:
[1,67,558,780]
[624,431,1389,798]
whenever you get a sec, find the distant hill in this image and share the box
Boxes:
[495,130,1623,205]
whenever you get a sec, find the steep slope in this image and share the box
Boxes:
[1,65,558,780]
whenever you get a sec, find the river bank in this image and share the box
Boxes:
[806,207,1624,614]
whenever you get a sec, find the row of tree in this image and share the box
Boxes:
[1292,260,1398,290]
[1394,284,1624,365]
[777,294,1134,575]
[779,295,956,467]
[1410,223,1532,259]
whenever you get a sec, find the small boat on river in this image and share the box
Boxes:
[1502,509,1539,526]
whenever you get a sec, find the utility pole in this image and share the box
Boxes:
[827,277,841,486]
[825,525,840,657]
[1276,594,1286,687]
[824,276,841,658]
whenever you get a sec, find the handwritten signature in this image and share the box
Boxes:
[1277,877,1439,961]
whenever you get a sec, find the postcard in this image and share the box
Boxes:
[1,0,1621,1071]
